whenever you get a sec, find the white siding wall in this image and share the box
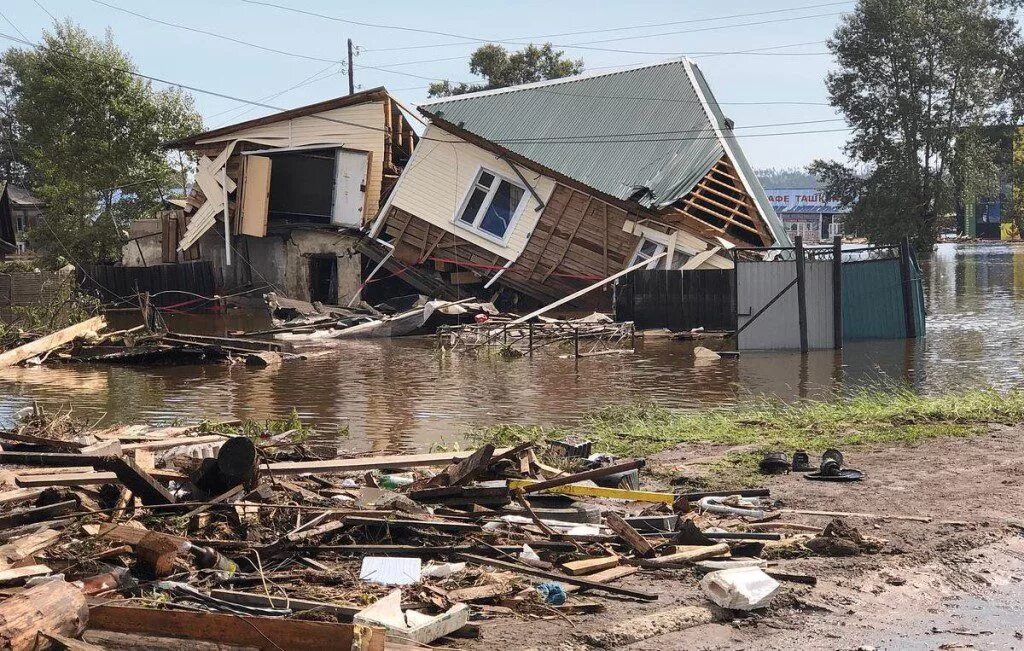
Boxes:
[387,124,556,261]
[197,102,386,217]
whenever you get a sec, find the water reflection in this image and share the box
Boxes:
[0,242,1021,452]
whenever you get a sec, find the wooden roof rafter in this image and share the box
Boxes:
[668,154,772,246]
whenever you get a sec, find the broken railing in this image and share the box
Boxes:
[436,320,636,358]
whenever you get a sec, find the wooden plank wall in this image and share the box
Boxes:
[77,261,217,308]
[615,269,734,331]
[379,183,642,306]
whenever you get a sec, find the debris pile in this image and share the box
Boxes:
[0,409,899,649]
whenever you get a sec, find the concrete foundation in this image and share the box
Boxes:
[197,226,363,304]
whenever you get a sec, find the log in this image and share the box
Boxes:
[0,316,107,368]
[216,437,259,489]
[0,581,88,651]
[563,565,638,594]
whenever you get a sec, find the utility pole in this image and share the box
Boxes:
[347,39,355,95]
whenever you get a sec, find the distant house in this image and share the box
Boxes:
[162,87,418,304]
[956,126,1021,240]
[764,188,848,245]
[0,182,42,255]
[365,58,789,309]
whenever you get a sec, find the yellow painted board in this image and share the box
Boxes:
[507,479,676,504]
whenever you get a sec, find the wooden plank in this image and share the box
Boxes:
[561,555,619,576]
[239,155,271,237]
[642,543,729,566]
[605,512,656,557]
[266,448,510,476]
[0,488,44,506]
[527,187,576,276]
[507,480,676,505]
[122,435,227,452]
[459,554,656,601]
[16,472,118,488]
[0,564,51,587]
[87,605,386,651]
[209,589,360,618]
[0,316,107,368]
[514,460,643,494]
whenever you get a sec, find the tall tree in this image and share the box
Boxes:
[810,0,1020,249]
[428,43,583,97]
[1,21,201,266]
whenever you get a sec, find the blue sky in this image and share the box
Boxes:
[1,0,851,170]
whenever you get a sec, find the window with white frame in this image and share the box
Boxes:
[455,168,527,241]
[630,237,696,270]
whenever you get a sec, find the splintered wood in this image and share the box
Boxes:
[437,319,636,357]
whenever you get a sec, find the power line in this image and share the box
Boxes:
[239,0,849,52]
[372,41,830,73]
[0,32,849,147]
[87,0,340,64]
[205,63,340,124]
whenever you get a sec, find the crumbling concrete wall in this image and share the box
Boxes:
[199,228,362,304]
[121,219,162,266]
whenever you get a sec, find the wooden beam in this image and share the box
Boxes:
[540,196,593,283]
[266,448,510,476]
[87,605,386,651]
[508,252,667,325]
[527,188,576,277]
[459,554,656,601]
[0,316,107,368]
[507,479,676,505]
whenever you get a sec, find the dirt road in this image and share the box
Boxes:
[467,425,1024,650]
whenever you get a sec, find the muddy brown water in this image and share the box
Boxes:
[1,242,1021,453]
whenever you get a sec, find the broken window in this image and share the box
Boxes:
[456,168,526,241]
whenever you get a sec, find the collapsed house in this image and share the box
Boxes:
[363,58,790,310]
[162,87,418,304]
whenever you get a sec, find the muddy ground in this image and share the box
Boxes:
[461,425,1024,650]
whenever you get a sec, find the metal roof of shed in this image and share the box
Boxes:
[421,58,789,245]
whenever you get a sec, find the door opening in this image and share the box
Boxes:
[309,255,338,304]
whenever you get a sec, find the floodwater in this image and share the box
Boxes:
[0,242,1022,453]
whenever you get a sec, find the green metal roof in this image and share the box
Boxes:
[421,59,789,245]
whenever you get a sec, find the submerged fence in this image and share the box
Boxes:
[614,236,925,351]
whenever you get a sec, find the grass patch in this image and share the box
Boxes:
[470,388,1024,488]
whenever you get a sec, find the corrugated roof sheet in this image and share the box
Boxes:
[421,59,788,245]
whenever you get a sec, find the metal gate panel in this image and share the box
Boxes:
[737,260,833,350]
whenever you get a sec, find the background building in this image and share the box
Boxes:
[764,187,848,245]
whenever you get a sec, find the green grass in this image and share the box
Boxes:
[470,388,1024,488]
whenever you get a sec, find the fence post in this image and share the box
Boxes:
[574,327,580,359]
[899,236,917,339]
[832,235,843,349]
[528,322,534,357]
[794,235,808,353]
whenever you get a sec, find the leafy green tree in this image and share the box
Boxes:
[428,43,583,97]
[810,0,1020,249]
[1,21,201,266]
[754,167,820,188]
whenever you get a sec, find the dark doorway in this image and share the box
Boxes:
[309,255,338,304]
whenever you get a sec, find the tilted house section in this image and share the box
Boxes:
[369,58,788,307]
